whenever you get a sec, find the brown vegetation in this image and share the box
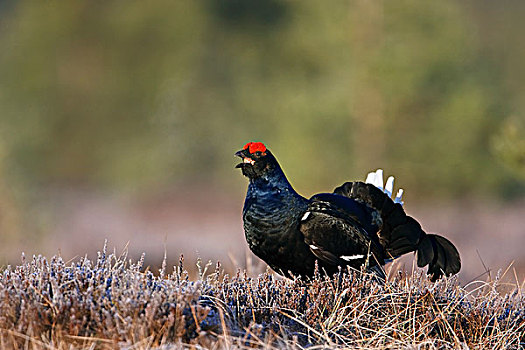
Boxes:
[1,243,523,349]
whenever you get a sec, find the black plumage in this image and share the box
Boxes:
[236,142,461,281]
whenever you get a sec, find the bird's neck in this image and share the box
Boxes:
[252,166,293,191]
[245,166,308,213]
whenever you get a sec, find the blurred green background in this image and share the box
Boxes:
[0,1,524,281]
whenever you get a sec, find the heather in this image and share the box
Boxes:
[1,244,523,349]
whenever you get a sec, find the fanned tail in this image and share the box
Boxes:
[417,234,461,281]
[334,169,461,281]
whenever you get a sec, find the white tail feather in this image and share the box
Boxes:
[365,169,404,206]
[374,169,384,189]
[365,169,384,189]
[394,189,404,205]
[385,176,394,197]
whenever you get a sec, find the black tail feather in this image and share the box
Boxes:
[334,181,461,280]
[418,234,461,281]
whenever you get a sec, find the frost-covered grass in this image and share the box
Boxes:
[0,243,524,349]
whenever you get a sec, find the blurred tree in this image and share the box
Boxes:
[0,140,20,245]
[208,0,288,27]
[492,118,525,178]
[0,0,523,203]
[372,1,508,198]
[0,1,208,190]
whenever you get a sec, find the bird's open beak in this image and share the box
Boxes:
[235,150,254,168]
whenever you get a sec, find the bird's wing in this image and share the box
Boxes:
[299,193,385,267]
[333,180,424,258]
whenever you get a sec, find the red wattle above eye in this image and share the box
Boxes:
[243,142,267,154]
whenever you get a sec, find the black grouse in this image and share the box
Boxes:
[235,141,461,281]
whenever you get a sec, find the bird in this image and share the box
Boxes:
[235,141,460,281]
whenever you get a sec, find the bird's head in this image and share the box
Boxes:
[235,142,277,179]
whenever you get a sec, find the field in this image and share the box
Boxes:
[1,2,524,348]
[1,243,524,349]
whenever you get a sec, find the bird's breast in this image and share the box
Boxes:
[243,191,306,257]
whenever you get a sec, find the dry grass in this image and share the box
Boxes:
[1,242,524,349]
